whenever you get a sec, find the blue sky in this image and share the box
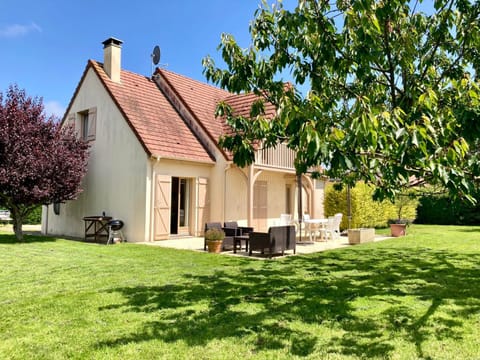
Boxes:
[0,1,259,118]
[0,1,435,119]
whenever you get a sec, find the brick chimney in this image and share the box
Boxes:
[102,37,123,83]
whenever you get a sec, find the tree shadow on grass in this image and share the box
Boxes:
[0,233,56,244]
[98,245,480,358]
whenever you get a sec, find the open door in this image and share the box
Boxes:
[170,177,191,236]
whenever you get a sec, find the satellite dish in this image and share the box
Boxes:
[152,45,161,65]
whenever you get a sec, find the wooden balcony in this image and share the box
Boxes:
[254,142,296,171]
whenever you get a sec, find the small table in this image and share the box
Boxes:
[83,216,112,242]
[233,235,250,254]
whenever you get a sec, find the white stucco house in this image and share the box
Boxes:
[41,37,326,243]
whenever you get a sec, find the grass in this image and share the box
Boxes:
[0,225,479,359]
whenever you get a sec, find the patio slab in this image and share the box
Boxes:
[139,234,392,258]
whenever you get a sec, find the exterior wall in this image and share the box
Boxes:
[223,167,326,232]
[257,171,293,230]
[313,178,326,219]
[224,167,248,226]
[42,68,150,242]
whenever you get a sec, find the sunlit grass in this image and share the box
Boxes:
[0,225,479,359]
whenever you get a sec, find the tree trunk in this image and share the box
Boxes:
[11,206,24,242]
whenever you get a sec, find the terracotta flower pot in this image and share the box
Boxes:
[390,223,407,237]
[206,240,223,253]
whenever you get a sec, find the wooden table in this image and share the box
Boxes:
[83,216,112,242]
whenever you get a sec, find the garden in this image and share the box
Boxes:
[1,224,479,359]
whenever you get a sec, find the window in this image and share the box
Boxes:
[80,107,97,141]
[81,112,89,141]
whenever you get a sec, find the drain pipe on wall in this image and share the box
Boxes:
[224,163,231,223]
[149,155,161,242]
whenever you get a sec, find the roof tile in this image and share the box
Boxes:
[91,61,214,163]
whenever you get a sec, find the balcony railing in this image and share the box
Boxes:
[254,142,296,170]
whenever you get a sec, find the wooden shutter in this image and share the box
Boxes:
[154,175,171,240]
[253,181,268,231]
[87,107,97,141]
[197,177,209,235]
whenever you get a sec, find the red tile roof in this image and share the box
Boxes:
[157,68,277,160]
[90,61,215,163]
[64,61,278,164]
[156,69,232,158]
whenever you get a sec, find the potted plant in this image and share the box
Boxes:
[388,192,418,237]
[388,218,410,237]
[204,228,225,253]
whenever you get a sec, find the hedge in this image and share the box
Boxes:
[324,182,418,229]
[416,192,480,225]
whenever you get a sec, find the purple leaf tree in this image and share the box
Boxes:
[0,85,89,241]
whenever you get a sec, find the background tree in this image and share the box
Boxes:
[0,85,89,241]
[203,0,480,202]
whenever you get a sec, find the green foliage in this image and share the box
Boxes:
[24,205,42,224]
[204,228,225,241]
[204,0,480,203]
[416,188,480,225]
[325,182,418,228]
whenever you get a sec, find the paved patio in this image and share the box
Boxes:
[139,234,392,259]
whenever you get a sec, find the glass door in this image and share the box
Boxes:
[170,177,190,235]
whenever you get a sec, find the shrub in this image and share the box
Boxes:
[25,205,42,224]
[416,188,480,225]
[204,228,225,241]
[324,182,418,229]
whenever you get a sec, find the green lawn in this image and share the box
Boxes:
[1,225,479,359]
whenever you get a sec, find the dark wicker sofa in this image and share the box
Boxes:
[248,225,296,257]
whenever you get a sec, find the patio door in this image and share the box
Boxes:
[170,177,190,235]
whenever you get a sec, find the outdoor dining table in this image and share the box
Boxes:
[303,218,328,242]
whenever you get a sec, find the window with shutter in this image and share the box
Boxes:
[80,107,96,141]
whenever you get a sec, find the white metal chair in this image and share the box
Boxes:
[302,214,311,241]
[333,213,343,239]
[279,213,292,225]
[319,216,336,241]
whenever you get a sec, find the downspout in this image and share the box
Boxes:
[44,204,48,236]
[247,165,254,227]
[224,163,231,223]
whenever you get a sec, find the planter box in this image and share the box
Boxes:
[348,228,375,244]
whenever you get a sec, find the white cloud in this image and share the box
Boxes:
[44,101,66,119]
[0,22,42,38]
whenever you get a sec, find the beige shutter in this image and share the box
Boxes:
[197,177,209,235]
[253,181,268,231]
[154,175,171,240]
[87,107,97,141]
